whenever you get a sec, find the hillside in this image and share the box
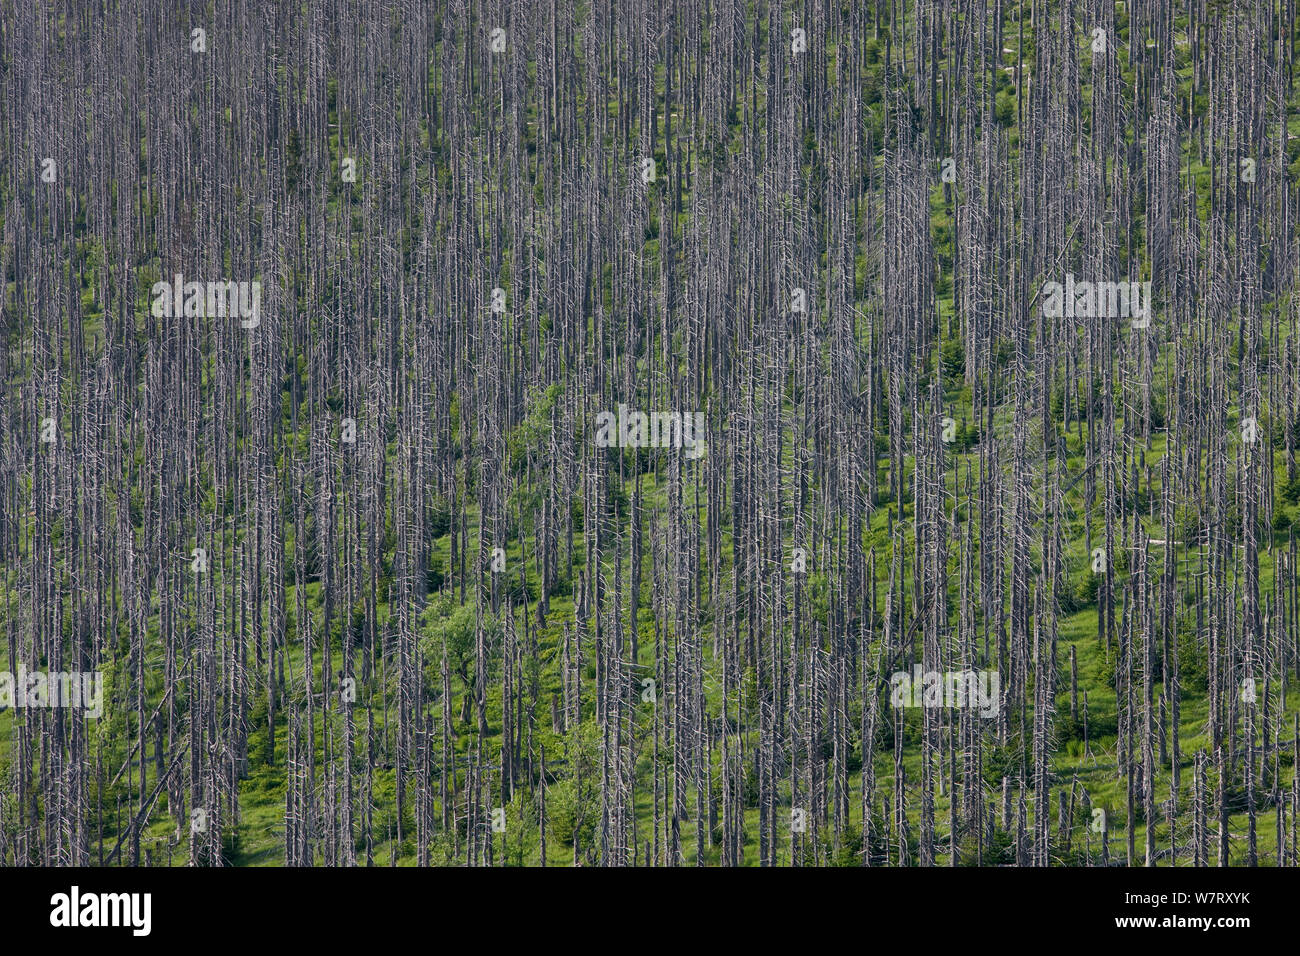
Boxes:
[1,0,1299,869]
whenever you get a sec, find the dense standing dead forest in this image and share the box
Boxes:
[3,0,1300,868]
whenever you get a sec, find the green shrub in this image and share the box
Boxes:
[546,779,595,849]
[941,339,966,381]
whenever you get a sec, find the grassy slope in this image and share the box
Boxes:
[3,5,1300,865]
